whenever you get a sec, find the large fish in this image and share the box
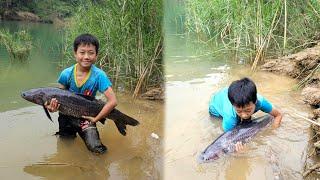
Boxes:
[198,115,273,163]
[21,87,139,136]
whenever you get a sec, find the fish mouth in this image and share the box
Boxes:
[21,91,33,102]
[21,92,28,100]
[197,153,219,163]
[197,153,205,164]
[197,152,219,164]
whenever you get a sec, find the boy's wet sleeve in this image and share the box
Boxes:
[208,95,219,117]
[98,72,112,93]
[222,116,237,132]
[260,96,273,113]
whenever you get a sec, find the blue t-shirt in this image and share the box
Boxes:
[209,87,273,132]
[58,64,112,97]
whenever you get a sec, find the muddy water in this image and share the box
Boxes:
[0,94,163,179]
[0,95,163,179]
[164,39,312,179]
[0,21,163,179]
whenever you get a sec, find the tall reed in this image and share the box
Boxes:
[183,0,320,70]
[63,0,163,97]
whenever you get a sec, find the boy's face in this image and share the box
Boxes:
[74,43,97,69]
[234,102,256,121]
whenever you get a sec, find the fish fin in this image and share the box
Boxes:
[75,93,95,101]
[112,120,127,136]
[42,105,53,122]
[106,109,139,136]
[109,109,140,126]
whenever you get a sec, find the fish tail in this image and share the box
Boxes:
[112,120,127,136]
[109,109,140,126]
[108,109,140,136]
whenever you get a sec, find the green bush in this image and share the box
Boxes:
[0,29,32,61]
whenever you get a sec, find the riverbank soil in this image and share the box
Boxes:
[261,43,320,178]
[140,87,165,100]
[1,10,64,24]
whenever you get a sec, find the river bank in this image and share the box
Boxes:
[0,10,65,25]
[261,43,320,178]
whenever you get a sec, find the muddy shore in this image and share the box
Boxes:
[261,43,320,177]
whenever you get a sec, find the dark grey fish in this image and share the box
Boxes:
[198,115,273,163]
[21,87,139,136]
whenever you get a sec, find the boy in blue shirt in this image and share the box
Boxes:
[46,33,117,154]
[209,77,282,151]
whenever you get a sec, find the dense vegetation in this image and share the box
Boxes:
[64,1,163,96]
[0,29,32,61]
[170,0,320,69]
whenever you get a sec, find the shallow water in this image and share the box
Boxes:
[0,94,163,179]
[164,34,312,180]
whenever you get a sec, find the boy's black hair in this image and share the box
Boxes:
[228,77,257,107]
[73,33,99,53]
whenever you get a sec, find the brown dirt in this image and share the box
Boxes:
[261,43,320,79]
[140,87,164,101]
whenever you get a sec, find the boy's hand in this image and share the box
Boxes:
[272,121,281,129]
[270,108,282,129]
[45,98,60,112]
[82,115,98,123]
[235,141,246,153]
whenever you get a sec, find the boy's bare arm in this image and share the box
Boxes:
[83,87,117,123]
[269,108,282,128]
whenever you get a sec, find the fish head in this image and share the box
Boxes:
[198,152,219,163]
[197,145,225,163]
[21,88,49,105]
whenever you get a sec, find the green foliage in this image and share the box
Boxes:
[0,29,32,61]
[182,0,320,67]
[64,0,163,95]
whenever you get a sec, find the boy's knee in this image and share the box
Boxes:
[79,122,107,154]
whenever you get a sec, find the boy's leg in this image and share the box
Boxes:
[56,113,77,138]
[78,120,107,154]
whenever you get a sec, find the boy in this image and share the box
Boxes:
[46,33,117,154]
[209,77,282,151]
